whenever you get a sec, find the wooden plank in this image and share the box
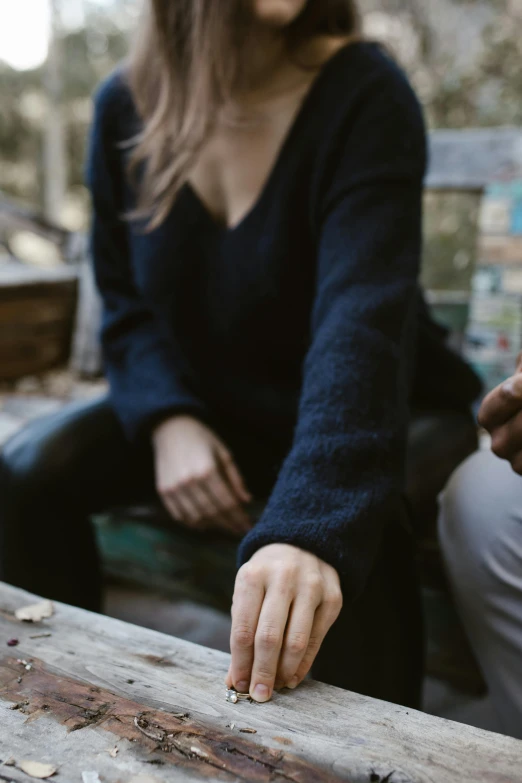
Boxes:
[1,583,521,783]
[428,128,522,190]
[0,264,77,379]
[0,263,77,289]
[0,198,69,251]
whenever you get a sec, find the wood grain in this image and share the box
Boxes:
[1,583,521,783]
[0,656,335,782]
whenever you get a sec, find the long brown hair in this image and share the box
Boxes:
[127,0,361,228]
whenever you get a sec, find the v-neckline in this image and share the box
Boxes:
[184,41,359,237]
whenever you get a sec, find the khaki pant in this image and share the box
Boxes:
[439,449,522,739]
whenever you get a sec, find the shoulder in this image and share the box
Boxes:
[316,42,426,176]
[92,66,139,143]
[310,43,427,216]
[87,68,138,193]
[325,41,425,131]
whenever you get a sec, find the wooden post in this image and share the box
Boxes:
[42,0,67,225]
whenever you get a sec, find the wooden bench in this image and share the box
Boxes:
[1,581,521,783]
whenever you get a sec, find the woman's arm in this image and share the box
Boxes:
[87,75,252,534]
[229,61,427,699]
[86,74,208,442]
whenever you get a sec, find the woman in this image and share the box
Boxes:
[439,361,522,738]
[0,0,480,707]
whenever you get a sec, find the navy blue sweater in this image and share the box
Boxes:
[87,42,481,598]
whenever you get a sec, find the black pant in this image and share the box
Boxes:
[0,395,423,708]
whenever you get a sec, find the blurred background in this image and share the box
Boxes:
[1,0,522,733]
[1,0,522,399]
[1,0,522,225]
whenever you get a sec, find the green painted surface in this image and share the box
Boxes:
[94,515,237,611]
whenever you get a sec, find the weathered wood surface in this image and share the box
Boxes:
[428,127,522,190]
[0,265,77,380]
[1,584,521,783]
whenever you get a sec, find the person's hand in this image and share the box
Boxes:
[152,415,252,535]
[479,354,522,473]
[226,543,342,702]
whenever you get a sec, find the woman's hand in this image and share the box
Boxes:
[152,415,252,535]
[479,354,522,474]
[226,544,342,702]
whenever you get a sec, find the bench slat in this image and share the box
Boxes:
[428,128,522,190]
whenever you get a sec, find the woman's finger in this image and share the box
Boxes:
[162,492,184,524]
[179,472,243,534]
[213,508,252,537]
[276,592,320,687]
[174,484,204,525]
[216,446,252,504]
[249,584,293,702]
[288,592,342,689]
[189,479,220,519]
[204,484,244,535]
[228,566,265,693]
[206,472,251,534]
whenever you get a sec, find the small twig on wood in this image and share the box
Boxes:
[190,745,209,759]
[29,633,52,640]
[134,715,166,743]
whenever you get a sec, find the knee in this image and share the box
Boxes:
[0,418,70,496]
[439,452,487,551]
[0,396,112,496]
[439,450,522,597]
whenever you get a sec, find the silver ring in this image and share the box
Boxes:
[226,688,251,704]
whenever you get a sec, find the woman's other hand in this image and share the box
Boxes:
[479,354,522,474]
[226,543,342,702]
[152,415,252,535]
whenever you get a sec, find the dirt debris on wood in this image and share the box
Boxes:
[15,600,54,623]
[16,760,57,779]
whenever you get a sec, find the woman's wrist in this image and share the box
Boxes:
[151,413,198,446]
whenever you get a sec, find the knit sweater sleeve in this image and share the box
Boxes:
[238,64,427,599]
[86,74,208,441]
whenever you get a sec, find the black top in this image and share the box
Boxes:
[87,42,481,598]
